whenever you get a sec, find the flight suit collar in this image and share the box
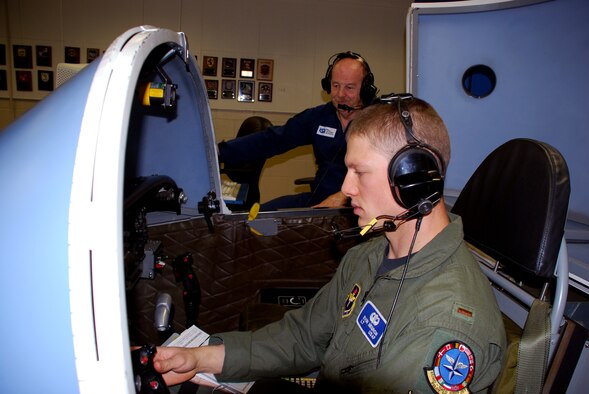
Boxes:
[374,214,465,280]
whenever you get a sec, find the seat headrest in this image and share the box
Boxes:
[451,138,570,278]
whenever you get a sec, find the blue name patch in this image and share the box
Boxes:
[356,300,387,348]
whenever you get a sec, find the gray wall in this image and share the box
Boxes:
[409,0,589,222]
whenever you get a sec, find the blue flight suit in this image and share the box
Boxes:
[218,103,347,209]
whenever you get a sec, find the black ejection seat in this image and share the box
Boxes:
[451,138,571,393]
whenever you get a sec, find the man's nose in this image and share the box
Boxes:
[341,175,354,197]
[331,85,344,98]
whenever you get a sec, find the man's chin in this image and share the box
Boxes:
[357,215,374,228]
[358,212,380,226]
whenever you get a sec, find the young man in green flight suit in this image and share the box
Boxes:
[153,95,506,394]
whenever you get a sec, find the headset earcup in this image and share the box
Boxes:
[321,74,331,93]
[361,75,377,105]
[388,146,444,211]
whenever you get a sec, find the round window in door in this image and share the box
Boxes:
[462,64,496,99]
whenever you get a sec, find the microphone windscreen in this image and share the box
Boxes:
[360,218,378,236]
[338,104,356,111]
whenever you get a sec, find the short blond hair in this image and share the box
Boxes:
[346,98,451,174]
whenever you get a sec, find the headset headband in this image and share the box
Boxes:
[379,93,446,175]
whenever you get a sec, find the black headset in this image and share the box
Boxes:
[383,93,445,217]
[321,51,377,106]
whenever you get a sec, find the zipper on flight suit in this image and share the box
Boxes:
[360,274,391,304]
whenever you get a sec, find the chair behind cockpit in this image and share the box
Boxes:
[221,116,272,211]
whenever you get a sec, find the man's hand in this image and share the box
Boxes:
[153,345,225,387]
[313,191,350,208]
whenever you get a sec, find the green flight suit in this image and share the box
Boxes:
[214,215,506,393]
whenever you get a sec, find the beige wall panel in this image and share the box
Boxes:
[1,0,413,200]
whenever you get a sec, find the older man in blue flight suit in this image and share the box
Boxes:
[218,52,378,210]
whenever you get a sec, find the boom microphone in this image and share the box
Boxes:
[331,211,409,239]
[337,103,363,111]
[331,192,441,240]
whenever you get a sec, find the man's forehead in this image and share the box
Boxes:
[333,58,364,74]
[348,133,395,160]
[346,136,375,160]
[347,133,375,149]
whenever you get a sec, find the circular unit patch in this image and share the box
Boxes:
[424,341,475,393]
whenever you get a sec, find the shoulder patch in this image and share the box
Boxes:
[342,284,361,318]
[424,341,475,393]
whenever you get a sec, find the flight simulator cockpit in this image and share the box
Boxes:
[0,25,358,393]
[2,1,589,390]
